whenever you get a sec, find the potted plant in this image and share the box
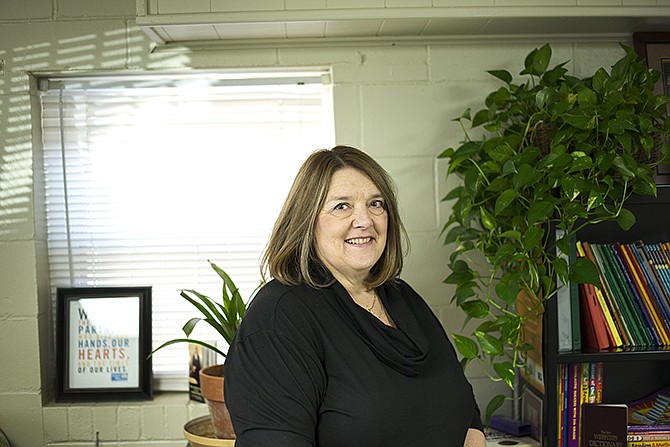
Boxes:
[152,261,262,439]
[439,43,670,422]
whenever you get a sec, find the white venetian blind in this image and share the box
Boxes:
[39,71,334,390]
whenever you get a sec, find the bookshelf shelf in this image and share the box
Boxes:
[557,348,670,363]
[541,185,670,447]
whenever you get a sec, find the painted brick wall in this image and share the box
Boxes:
[0,0,632,445]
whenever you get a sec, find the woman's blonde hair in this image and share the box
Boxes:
[262,145,409,289]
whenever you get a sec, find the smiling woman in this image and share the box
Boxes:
[223,146,486,447]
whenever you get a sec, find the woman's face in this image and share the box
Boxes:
[315,168,388,285]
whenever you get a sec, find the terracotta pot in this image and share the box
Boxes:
[199,364,235,439]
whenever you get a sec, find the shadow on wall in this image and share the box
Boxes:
[0,27,187,239]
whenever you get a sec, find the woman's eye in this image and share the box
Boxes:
[370,200,384,208]
[334,203,350,211]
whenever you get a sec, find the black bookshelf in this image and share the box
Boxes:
[542,185,670,446]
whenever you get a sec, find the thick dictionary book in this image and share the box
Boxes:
[581,403,628,447]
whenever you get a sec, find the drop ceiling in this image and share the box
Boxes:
[136,7,670,46]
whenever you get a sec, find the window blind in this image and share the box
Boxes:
[39,71,334,390]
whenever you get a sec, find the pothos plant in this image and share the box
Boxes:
[439,43,670,421]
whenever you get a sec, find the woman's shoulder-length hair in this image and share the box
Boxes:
[261,145,409,289]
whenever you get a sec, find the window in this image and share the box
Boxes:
[38,71,334,390]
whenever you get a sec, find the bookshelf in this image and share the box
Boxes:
[542,185,670,446]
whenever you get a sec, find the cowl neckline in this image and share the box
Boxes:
[327,280,430,377]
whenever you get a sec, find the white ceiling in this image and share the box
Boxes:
[136,7,670,46]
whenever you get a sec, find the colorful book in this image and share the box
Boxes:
[599,243,653,346]
[634,242,670,338]
[629,384,670,426]
[591,243,645,346]
[588,362,597,404]
[628,427,670,443]
[567,363,581,447]
[576,242,613,349]
[581,241,626,347]
[643,243,670,324]
[619,243,670,345]
[628,440,670,447]
[582,404,628,447]
[609,243,659,346]
[594,362,604,404]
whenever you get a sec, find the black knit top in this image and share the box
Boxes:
[224,278,483,447]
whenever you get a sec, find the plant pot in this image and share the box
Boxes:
[199,364,235,439]
[184,415,236,446]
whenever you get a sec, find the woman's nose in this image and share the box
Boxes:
[351,205,373,227]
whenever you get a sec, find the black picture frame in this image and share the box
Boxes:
[56,286,153,402]
[633,32,670,185]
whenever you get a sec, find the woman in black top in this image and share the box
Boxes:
[224,146,485,447]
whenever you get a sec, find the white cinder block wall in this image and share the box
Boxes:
[0,0,637,445]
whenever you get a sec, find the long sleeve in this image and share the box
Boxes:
[224,282,327,447]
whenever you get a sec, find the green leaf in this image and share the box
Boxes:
[454,282,478,304]
[563,113,595,130]
[513,164,541,189]
[488,69,513,84]
[616,207,636,231]
[553,256,569,286]
[569,153,593,173]
[485,394,507,425]
[442,186,465,202]
[495,275,519,305]
[494,189,519,215]
[522,44,551,77]
[591,67,609,94]
[527,201,554,226]
[569,257,600,287]
[444,260,475,284]
[522,226,544,253]
[471,109,491,128]
[577,87,598,106]
[475,331,504,356]
[461,300,490,319]
[612,155,636,180]
[480,208,496,231]
[493,362,515,389]
[453,334,479,359]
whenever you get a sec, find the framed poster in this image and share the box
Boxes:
[56,286,153,402]
[633,32,670,185]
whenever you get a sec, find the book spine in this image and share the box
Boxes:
[600,243,650,346]
[611,242,659,346]
[556,228,575,352]
[622,242,670,345]
[628,440,670,447]
[568,363,581,447]
[590,243,637,346]
[563,363,570,447]
[595,362,604,404]
[649,244,670,320]
[628,433,670,442]
[558,363,565,447]
[588,362,597,404]
[582,241,625,347]
[635,242,670,340]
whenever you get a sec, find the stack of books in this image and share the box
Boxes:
[628,425,670,446]
[576,240,670,350]
[557,362,604,447]
[559,368,670,447]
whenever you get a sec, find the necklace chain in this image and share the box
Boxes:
[365,293,378,313]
